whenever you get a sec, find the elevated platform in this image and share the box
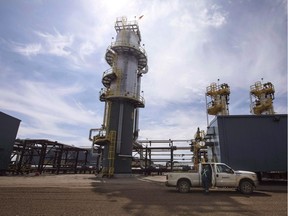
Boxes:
[207,103,223,115]
[105,42,147,70]
[99,89,145,108]
[93,135,110,146]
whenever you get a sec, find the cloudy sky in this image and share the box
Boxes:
[0,0,287,147]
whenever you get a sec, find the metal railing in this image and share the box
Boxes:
[99,88,145,106]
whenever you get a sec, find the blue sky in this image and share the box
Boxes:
[0,0,287,147]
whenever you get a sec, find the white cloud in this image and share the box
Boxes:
[11,29,74,58]
[169,2,227,31]
[139,107,208,140]
[12,43,42,56]
[0,80,103,145]
[10,29,98,70]
[35,29,74,57]
[79,41,97,60]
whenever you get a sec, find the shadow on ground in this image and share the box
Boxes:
[88,175,285,216]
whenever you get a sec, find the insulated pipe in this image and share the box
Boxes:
[103,101,111,129]
[116,103,124,154]
[89,128,102,141]
[133,73,142,140]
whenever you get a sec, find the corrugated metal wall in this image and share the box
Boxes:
[209,114,287,172]
[0,112,21,172]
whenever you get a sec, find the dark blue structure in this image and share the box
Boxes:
[206,114,287,174]
[0,112,21,173]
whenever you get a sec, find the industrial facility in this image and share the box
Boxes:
[198,80,287,179]
[0,17,286,180]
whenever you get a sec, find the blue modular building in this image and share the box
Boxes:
[206,114,287,176]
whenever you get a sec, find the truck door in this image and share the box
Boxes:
[215,164,237,187]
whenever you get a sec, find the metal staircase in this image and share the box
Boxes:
[102,68,117,88]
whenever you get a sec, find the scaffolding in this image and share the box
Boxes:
[8,139,90,175]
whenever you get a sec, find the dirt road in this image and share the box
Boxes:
[0,174,286,216]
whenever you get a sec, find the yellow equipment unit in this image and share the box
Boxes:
[250,81,275,115]
[206,82,230,116]
[191,127,207,170]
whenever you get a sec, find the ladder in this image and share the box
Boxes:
[108,130,117,177]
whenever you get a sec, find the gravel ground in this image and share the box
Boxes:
[0,174,286,216]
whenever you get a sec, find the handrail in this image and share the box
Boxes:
[109,41,147,57]
[99,88,145,105]
[89,128,106,141]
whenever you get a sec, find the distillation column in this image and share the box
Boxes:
[250,81,275,115]
[90,17,148,176]
[206,82,230,116]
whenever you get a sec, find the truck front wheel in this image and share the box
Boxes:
[239,180,254,195]
[177,179,190,193]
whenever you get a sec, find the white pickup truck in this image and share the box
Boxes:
[165,163,258,194]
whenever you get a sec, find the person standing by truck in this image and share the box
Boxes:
[201,164,212,194]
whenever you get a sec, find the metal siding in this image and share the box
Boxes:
[208,118,221,162]
[120,103,134,155]
[115,102,134,173]
[116,30,139,47]
[102,102,120,169]
[0,112,21,171]
[116,55,138,95]
[113,30,139,97]
[216,115,287,172]
[114,155,132,174]
[107,101,134,173]
[217,117,228,163]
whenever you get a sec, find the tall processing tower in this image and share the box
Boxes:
[89,16,148,176]
[250,81,275,115]
[206,82,230,116]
